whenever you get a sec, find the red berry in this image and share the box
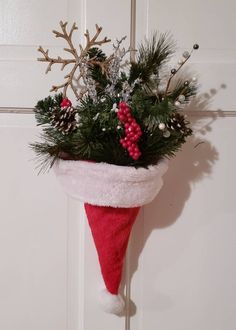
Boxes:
[119,102,126,109]
[117,102,143,155]
[128,146,133,152]
[61,98,72,108]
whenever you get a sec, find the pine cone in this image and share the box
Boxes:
[50,106,78,134]
[167,113,192,136]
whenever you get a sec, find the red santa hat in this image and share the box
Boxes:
[54,159,168,314]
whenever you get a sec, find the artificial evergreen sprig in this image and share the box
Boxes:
[31,21,199,172]
[129,33,175,87]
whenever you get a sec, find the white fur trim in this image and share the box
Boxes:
[99,288,125,314]
[54,159,168,207]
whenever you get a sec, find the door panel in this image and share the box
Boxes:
[137,0,236,111]
[130,114,236,330]
[131,1,236,329]
[0,114,67,330]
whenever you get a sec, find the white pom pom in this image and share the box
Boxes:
[99,288,125,314]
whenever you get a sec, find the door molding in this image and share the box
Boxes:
[1,108,236,117]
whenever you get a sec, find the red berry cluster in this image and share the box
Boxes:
[117,102,142,160]
[60,98,72,108]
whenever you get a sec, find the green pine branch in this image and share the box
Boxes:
[129,33,175,85]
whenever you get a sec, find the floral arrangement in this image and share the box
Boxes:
[31,21,200,314]
[31,21,199,172]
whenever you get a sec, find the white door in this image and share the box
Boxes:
[0,1,235,330]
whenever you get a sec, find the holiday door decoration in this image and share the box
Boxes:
[31,21,199,314]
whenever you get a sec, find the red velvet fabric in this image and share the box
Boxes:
[84,203,140,295]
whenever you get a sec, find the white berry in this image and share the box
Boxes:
[175,101,181,107]
[158,123,166,130]
[163,130,171,138]
[178,95,185,102]
[183,51,190,59]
